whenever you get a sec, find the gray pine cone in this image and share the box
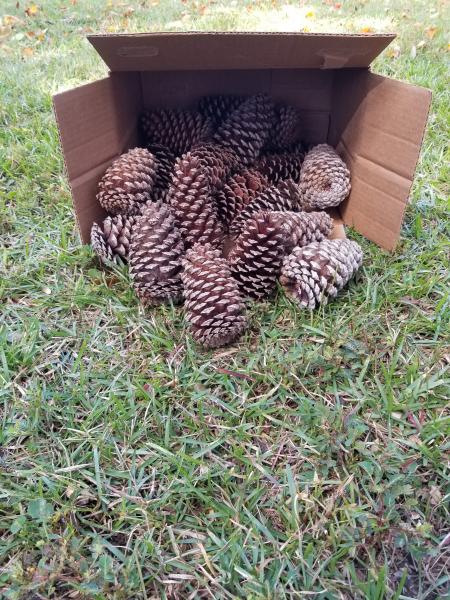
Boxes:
[298,144,351,210]
[280,239,363,309]
[129,202,184,305]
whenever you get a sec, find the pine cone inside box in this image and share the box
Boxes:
[90,93,362,349]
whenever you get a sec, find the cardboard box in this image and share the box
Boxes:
[53,32,432,251]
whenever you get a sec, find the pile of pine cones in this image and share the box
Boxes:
[91,94,363,349]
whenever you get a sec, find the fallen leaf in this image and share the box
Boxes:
[360,26,375,33]
[334,2,342,8]
[417,40,426,49]
[386,44,401,58]
[3,14,22,26]
[425,26,438,39]
[429,485,442,506]
[123,7,134,17]
[22,46,34,57]
[25,4,39,16]
[305,9,316,18]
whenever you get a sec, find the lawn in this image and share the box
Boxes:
[0,0,449,598]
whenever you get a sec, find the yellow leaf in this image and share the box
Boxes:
[425,26,438,39]
[3,14,22,26]
[360,26,375,33]
[22,46,34,57]
[386,44,401,58]
[447,42,450,51]
[305,9,316,18]
[25,4,40,16]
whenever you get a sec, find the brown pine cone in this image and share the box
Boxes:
[182,243,247,349]
[254,151,304,184]
[90,214,137,265]
[271,210,333,252]
[267,105,302,151]
[229,180,301,238]
[213,94,275,164]
[215,169,269,228]
[166,153,223,249]
[147,144,177,202]
[189,143,240,190]
[129,202,184,305]
[198,95,246,126]
[141,109,213,155]
[298,144,351,210]
[280,239,363,309]
[229,211,289,300]
[96,148,158,215]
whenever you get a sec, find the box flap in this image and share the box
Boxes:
[53,73,142,243]
[88,32,395,71]
[329,70,431,251]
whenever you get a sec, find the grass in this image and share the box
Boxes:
[0,0,449,598]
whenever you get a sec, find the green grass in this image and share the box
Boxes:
[0,0,449,598]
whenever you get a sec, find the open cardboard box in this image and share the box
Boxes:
[53,32,432,251]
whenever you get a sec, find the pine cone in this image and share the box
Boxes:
[271,210,333,252]
[267,105,302,151]
[141,109,213,155]
[229,180,300,238]
[166,152,223,249]
[147,144,177,201]
[90,214,137,265]
[198,95,246,126]
[298,144,351,210]
[97,148,158,215]
[254,151,304,184]
[215,169,269,228]
[213,94,275,164]
[129,203,184,305]
[182,243,247,348]
[229,211,289,300]
[189,143,240,190]
[280,239,363,309]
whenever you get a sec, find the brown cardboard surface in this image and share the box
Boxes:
[329,70,431,250]
[53,73,142,242]
[88,32,395,72]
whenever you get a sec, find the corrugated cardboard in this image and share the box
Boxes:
[53,32,431,251]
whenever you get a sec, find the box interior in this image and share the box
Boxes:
[53,34,431,251]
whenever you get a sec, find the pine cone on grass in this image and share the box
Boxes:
[254,151,304,185]
[141,109,213,155]
[280,239,363,309]
[97,148,158,215]
[229,211,289,300]
[213,94,275,164]
[90,214,137,265]
[215,169,269,228]
[129,203,184,305]
[229,181,300,239]
[198,95,246,127]
[268,105,302,151]
[298,144,351,210]
[182,243,247,349]
[167,153,223,249]
[271,210,333,252]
